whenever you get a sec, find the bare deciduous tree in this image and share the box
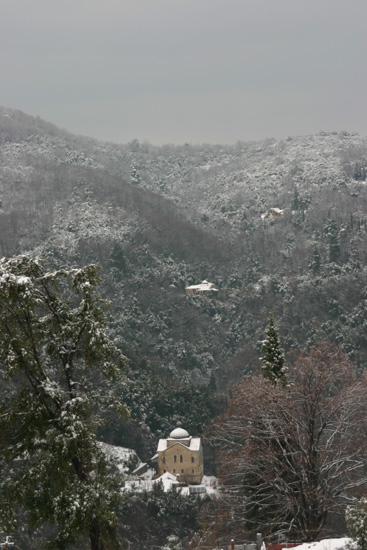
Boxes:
[211,343,367,541]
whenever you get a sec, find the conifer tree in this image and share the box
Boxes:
[346,498,367,550]
[260,312,286,383]
[292,187,300,210]
[130,163,141,185]
[324,219,340,263]
[309,246,321,274]
[0,255,126,550]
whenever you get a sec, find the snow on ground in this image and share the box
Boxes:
[292,539,351,550]
[201,475,219,496]
[123,472,167,493]
[99,442,219,496]
[98,442,139,474]
[123,477,154,493]
[123,471,219,496]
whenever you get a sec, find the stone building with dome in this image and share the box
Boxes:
[156,427,203,485]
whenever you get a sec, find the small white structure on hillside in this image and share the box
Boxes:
[185,280,218,296]
[261,208,284,220]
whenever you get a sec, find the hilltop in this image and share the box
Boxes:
[1,106,367,453]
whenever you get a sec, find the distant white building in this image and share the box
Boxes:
[261,208,284,220]
[185,280,218,296]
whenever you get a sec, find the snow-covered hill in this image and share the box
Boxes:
[1,107,367,453]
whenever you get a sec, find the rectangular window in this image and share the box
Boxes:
[192,469,194,473]
[191,457,194,463]
[163,457,165,463]
[173,469,176,473]
[181,469,184,473]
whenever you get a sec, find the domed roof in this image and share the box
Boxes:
[169,427,190,439]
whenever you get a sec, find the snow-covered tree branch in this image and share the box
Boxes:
[0,255,127,550]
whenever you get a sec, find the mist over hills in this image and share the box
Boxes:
[1,106,367,448]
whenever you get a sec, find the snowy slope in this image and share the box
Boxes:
[98,441,139,474]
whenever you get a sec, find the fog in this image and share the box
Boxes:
[1,0,366,144]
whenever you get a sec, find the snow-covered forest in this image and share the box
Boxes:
[1,107,367,549]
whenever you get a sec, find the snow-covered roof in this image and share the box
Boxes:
[157,436,201,452]
[124,473,218,496]
[169,427,189,439]
[261,207,285,220]
[153,473,209,494]
[189,437,201,451]
[155,471,177,489]
[185,280,218,292]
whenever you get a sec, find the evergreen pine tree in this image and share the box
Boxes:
[309,246,321,274]
[324,219,340,263]
[260,312,286,383]
[292,187,300,210]
[208,371,218,392]
[329,231,340,263]
[110,242,128,276]
[246,256,261,283]
[0,255,126,550]
[346,498,367,550]
[131,163,141,185]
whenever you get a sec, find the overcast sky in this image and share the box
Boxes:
[1,0,366,145]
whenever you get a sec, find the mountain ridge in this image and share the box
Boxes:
[1,106,367,448]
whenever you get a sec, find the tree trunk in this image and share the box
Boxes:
[90,517,105,550]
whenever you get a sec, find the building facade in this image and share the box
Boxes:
[156,427,203,485]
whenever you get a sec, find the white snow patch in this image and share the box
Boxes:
[292,539,351,550]
[201,475,219,496]
[98,442,138,475]
[123,471,219,496]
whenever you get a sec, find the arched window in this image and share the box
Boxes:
[174,455,177,462]
[191,456,194,463]
[163,456,166,463]
[180,455,183,463]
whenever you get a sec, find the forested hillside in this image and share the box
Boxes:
[1,107,367,455]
